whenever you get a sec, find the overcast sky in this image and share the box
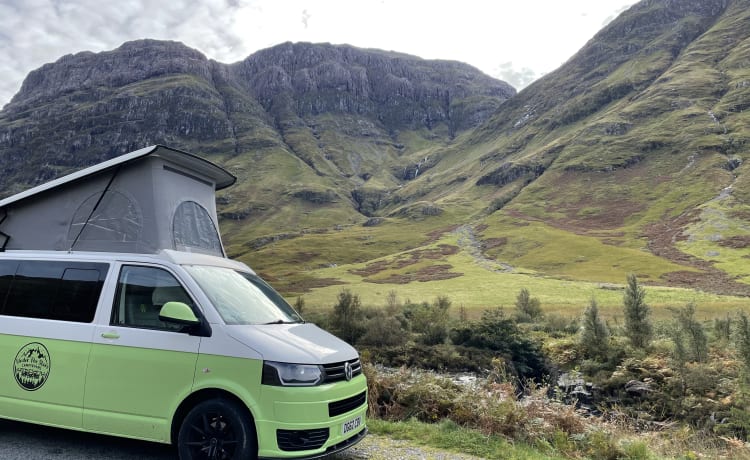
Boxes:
[0,0,635,109]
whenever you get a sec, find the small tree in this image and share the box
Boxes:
[385,290,400,314]
[736,312,750,374]
[410,296,452,345]
[671,302,708,363]
[714,314,732,343]
[330,289,365,344]
[359,312,408,347]
[580,298,610,361]
[623,274,652,349]
[293,296,305,315]
[515,288,542,322]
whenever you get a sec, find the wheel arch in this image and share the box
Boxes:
[170,388,257,446]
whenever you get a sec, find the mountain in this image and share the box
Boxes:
[1,0,750,304]
[338,0,750,297]
[0,40,512,194]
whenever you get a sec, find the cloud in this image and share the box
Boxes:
[0,0,637,109]
[0,0,249,108]
[492,62,538,90]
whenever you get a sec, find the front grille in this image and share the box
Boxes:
[277,428,329,452]
[329,391,367,417]
[322,358,362,383]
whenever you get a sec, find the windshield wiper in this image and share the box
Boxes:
[263,319,305,325]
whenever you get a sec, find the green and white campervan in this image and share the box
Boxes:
[0,145,367,459]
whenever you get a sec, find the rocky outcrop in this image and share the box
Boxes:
[0,40,514,195]
[234,42,515,133]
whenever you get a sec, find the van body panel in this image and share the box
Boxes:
[83,332,200,441]
[191,353,264,410]
[195,326,263,360]
[226,324,358,364]
[0,333,91,428]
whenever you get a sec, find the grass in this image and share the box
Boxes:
[677,197,750,283]
[366,418,568,460]
[295,246,750,321]
[263,213,750,319]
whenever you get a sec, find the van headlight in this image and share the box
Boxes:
[262,361,323,386]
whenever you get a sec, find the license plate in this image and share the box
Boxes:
[342,415,362,435]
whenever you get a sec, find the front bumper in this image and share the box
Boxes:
[254,374,368,458]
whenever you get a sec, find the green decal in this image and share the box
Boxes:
[14,342,51,391]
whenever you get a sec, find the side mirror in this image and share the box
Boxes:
[159,301,200,325]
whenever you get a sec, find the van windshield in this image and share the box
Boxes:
[184,265,302,325]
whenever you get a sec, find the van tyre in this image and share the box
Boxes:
[178,399,257,460]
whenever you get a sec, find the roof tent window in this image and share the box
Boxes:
[68,191,142,244]
[173,201,222,256]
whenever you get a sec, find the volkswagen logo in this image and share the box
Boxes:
[344,361,353,381]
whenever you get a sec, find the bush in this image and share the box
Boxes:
[406,296,451,345]
[670,302,708,364]
[580,298,610,361]
[515,287,542,322]
[623,274,652,349]
[451,308,549,381]
[329,289,365,344]
[359,311,409,347]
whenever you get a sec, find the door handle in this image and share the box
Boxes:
[101,332,120,339]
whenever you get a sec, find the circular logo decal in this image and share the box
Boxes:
[14,343,51,391]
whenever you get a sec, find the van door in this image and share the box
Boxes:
[0,259,106,429]
[83,264,201,442]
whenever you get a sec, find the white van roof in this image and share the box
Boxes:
[0,145,236,256]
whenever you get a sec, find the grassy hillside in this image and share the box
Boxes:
[230,0,750,313]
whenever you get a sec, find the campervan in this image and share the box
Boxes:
[0,145,367,459]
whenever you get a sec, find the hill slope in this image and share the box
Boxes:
[322,0,750,299]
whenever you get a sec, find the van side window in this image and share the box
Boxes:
[0,260,107,322]
[112,265,194,331]
[0,260,19,312]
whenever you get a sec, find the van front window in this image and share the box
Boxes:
[184,265,302,325]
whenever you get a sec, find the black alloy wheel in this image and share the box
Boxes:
[178,399,256,460]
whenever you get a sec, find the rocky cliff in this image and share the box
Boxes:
[0,40,513,198]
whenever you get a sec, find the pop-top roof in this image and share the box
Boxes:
[0,145,236,256]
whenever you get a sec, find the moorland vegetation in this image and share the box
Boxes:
[304,275,750,459]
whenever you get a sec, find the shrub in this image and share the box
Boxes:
[670,302,708,364]
[293,296,305,314]
[580,298,610,361]
[329,288,365,344]
[407,296,451,345]
[623,274,652,349]
[714,314,732,343]
[451,308,549,381]
[735,312,750,373]
[359,311,408,347]
[515,287,542,322]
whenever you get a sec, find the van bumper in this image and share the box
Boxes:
[257,427,367,460]
[254,375,367,459]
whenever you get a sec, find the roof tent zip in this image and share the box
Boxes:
[68,165,122,252]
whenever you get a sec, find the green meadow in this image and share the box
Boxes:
[271,221,750,320]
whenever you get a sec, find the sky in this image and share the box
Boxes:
[0,0,635,109]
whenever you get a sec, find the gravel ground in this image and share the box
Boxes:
[330,433,486,460]
[0,419,484,460]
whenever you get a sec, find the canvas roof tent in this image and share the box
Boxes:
[0,145,236,256]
